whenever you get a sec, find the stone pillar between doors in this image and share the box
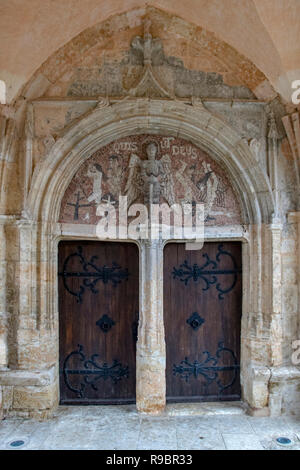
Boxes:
[136,238,166,414]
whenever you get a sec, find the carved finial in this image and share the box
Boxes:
[131,22,161,68]
[143,34,152,65]
[128,31,173,98]
[144,17,151,37]
[268,111,278,140]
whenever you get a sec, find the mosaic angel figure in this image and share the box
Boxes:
[124,141,175,206]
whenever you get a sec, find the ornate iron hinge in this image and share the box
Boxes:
[62,344,129,398]
[59,246,130,303]
[172,244,241,299]
[173,342,239,394]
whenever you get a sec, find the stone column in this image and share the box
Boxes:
[241,223,271,415]
[287,212,300,346]
[242,221,283,416]
[0,220,59,419]
[136,239,166,414]
[0,218,7,368]
[0,218,7,419]
[268,220,283,368]
[268,213,300,416]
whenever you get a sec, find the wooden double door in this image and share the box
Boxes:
[59,240,242,405]
[164,242,242,403]
[58,241,139,404]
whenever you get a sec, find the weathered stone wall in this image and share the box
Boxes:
[0,10,299,418]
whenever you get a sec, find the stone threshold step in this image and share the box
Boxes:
[165,401,245,416]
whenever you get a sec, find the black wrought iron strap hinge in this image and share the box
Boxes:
[63,344,129,398]
[173,342,239,394]
[59,246,129,303]
[172,244,241,298]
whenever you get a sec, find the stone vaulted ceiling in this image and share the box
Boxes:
[0,0,299,105]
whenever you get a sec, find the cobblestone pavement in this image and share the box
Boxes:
[0,404,300,450]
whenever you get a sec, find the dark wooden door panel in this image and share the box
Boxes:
[164,242,242,402]
[58,241,139,404]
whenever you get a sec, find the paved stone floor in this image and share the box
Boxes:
[1,404,300,450]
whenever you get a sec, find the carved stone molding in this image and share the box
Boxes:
[282,112,300,204]
[191,96,206,110]
[95,96,110,109]
[0,114,17,163]
[26,100,275,225]
[0,113,18,213]
[267,111,281,220]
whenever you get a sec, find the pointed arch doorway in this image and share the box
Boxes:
[24,99,276,415]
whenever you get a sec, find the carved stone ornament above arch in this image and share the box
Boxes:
[25,100,274,226]
[20,6,277,104]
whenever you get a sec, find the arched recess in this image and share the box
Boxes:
[0,5,298,419]
[26,100,274,225]
[18,99,278,414]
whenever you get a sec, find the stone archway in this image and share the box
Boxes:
[12,99,281,416]
[57,131,245,410]
[27,100,273,223]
